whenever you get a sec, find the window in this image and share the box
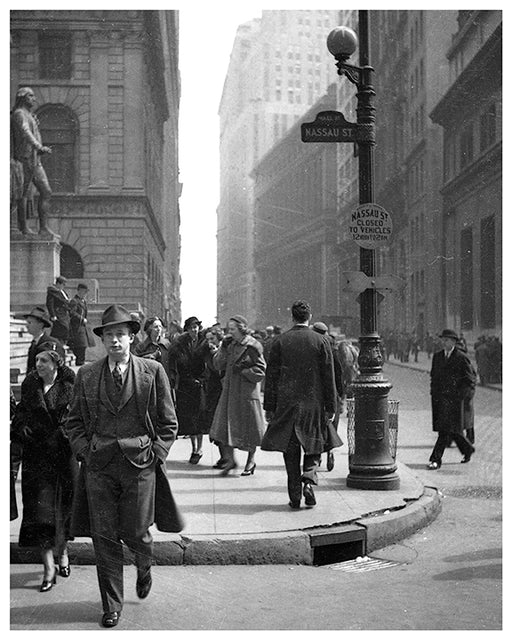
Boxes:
[460,227,473,329]
[38,105,78,193]
[480,216,496,328]
[39,31,71,79]
[60,244,83,279]
[460,124,474,168]
[480,103,497,152]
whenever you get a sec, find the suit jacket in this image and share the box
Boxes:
[65,354,183,534]
[46,285,70,335]
[262,325,338,454]
[430,347,476,434]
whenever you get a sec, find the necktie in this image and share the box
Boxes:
[113,363,123,391]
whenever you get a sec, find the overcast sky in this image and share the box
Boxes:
[178,6,262,326]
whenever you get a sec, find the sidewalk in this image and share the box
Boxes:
[11,432,441,566]
[385,351,502,392]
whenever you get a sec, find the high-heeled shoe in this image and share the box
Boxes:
[240,463,256,476]
[220,460,238,476]
[58,564,71,578]
[39,569,57,592]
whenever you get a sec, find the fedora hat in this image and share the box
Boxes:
[439,329,458,340]
[19,305,52,328]
[93,304,141,336]
[312,321,328,335]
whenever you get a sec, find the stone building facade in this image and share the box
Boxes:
[10,10,181,323]
[431,10,502,344]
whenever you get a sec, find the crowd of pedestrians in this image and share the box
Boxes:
[9,289,500,628]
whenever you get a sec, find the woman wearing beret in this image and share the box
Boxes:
[209,315,266,476]
[12,340,77,591]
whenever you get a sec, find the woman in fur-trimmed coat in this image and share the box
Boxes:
[209,315,266,476]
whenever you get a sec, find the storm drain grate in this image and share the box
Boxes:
[325,556,402,572]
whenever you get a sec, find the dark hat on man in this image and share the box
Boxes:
[184,316,202,330]
[20,305,52,328]
[439,329,458,340]
[56,276,67,285]
[93,304,141,336]
[312,321,328,335]
[77,282,88,290]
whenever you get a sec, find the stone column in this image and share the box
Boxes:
[88,31,110,191]
[123,32,144,191]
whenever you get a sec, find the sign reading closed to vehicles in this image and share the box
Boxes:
[349,203,393,249]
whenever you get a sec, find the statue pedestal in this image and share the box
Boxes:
[10,233,62,308]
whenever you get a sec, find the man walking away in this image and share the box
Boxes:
[262,300,341,509]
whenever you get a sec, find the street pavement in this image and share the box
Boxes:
[10,350,502,630]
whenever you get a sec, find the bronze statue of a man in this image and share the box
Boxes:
[10,87,54,235]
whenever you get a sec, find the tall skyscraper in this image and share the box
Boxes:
[217,10,341,324]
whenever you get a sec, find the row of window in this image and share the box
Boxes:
[408,157,425,201]
[444,101,498,181]
[410,103,425,141]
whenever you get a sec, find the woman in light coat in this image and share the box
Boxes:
[209,315,266,476]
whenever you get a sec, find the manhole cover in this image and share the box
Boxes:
[325,556,402,572]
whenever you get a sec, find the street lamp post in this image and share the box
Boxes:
[327,12,400,490]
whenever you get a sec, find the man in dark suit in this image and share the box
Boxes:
[65,305,179,628]
[68,283,89,365]
[262,300,341,509]
[427,328,476,469]
[46,276,70,343]
[19,305,54,373]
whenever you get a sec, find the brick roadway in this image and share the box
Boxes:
[383,356,502,495]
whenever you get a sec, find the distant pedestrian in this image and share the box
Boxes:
[209,315,266,476]
[46,276,70,344]
[68,283,89,365]
[262,301,341,509]
[168,316,208,464]
[65,304,181,628]
[199,326,225,467]
[427,329,476,470]
[11,339,77,592]
[18,305,54,373]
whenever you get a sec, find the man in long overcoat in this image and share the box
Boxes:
[68,283,89,365]
[427,328,476,469]
[262,300,341,508]
[65,305,181,628]
[46,276,70,343]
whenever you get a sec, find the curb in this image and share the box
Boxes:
[10,487,441,566]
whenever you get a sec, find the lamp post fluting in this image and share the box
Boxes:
[328,12,400,490]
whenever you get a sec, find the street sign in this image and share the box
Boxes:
[342,271,405,294]
[301,110,358,143]
[349,203,393,250]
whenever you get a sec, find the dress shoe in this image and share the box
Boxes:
[189,452,202,464]
[427,461,440,470]
[461,453,473,464]
[303,483,316,507]
[240,463,256,476]
[288,501,301,510]
[213,458,228,469]
[58,564,71,578]
[136,568,152,599]
[101,612,120,628]
[39,569,57,592]
[220,460,238,476]
[326,450,335,472]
